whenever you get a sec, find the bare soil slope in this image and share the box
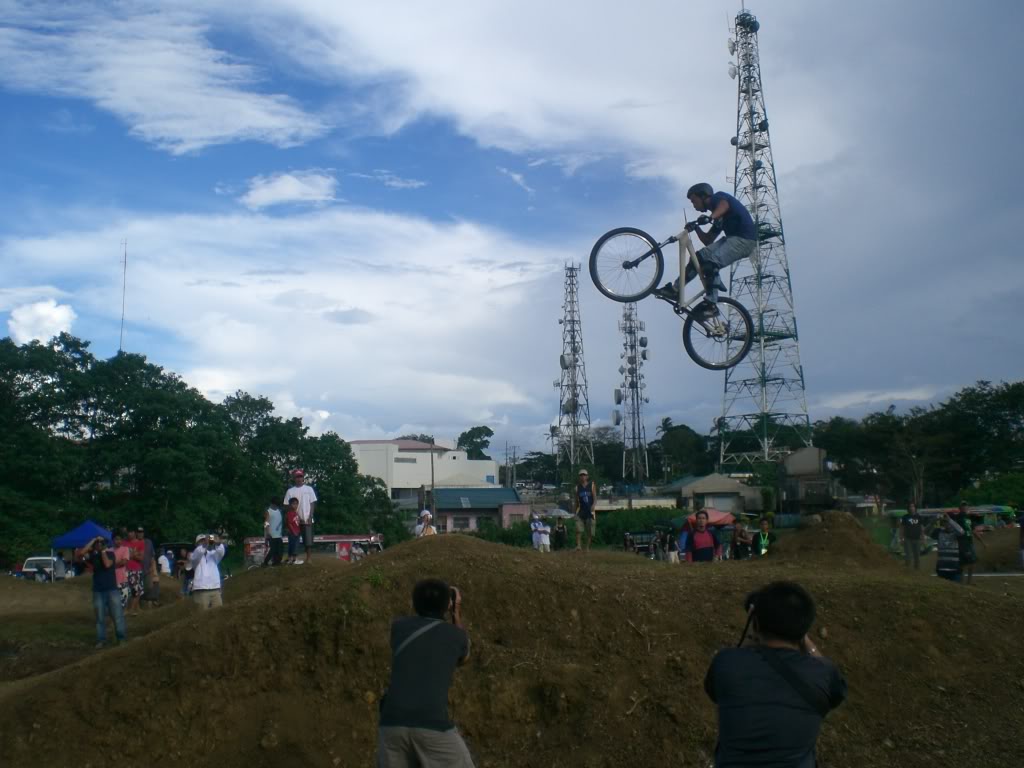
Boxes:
[2,536,1022,768]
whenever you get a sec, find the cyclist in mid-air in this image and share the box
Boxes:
[654,183,758,311]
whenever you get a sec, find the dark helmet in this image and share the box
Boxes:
[687,182,714,199]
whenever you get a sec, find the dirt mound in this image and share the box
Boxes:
[777,511,898,569]
[2,536,1023,768]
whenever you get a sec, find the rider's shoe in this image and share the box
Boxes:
[653,282,677,301]
[691,301,719,322]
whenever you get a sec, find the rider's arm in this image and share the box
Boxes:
[695,198,730,245]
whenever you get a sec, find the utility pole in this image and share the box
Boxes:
[430,436,436,517]
[119,239,128,353]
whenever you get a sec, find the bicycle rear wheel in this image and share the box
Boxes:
[682,297,753,370]
[589,227,664,302]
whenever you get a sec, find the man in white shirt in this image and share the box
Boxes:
[284,469,318,564]
[530,513,551,553]
[189,533,226,610]
[157,550,172,575]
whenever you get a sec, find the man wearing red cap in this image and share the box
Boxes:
[284,469,318,564]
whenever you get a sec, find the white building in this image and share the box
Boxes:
[348,439,499,506]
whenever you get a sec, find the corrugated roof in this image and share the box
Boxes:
[434,487,521,510]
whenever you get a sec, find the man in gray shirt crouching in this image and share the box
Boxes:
[378,579,473,767]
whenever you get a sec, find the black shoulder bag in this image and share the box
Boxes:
[755,647,829,718]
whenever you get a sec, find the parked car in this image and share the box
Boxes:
[18,555,67,581]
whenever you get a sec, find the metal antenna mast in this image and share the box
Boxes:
[613,303,650,484]
[719,8,811,466]
[553,263,594,472]
[118,239,128,353]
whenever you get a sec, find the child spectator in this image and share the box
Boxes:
[285,498,301,564]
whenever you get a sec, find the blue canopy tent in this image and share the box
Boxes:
[52,520,113,549]
[47,521,113,582]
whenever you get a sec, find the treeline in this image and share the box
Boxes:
[0,333,410,566]
[813,381,1024,506]
[509,382,1023,509]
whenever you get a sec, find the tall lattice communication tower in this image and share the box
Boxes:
[554,264,595,471]
[613,303,650,484]
[719,8,811,466]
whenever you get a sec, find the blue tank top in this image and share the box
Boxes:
[577,484,594,518]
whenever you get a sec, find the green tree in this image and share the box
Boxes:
[395,433,435,444]
[456,425,494,460]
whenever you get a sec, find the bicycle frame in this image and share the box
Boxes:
[626,218,710,312]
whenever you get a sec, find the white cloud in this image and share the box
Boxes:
[7,299,77,344]
[497,167,535,196]
[239,171,338,210]
[0,4,326,153]
[817,388,941,411]
[0,206,568,432]
[349,170,427,189]
[219,1,851,189]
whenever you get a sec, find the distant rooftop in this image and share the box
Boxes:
[349,439,449,452]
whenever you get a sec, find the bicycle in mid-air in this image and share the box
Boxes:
[589,219,754,370]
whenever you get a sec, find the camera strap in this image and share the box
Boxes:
[393,619,443,660]
[756,648,829,718]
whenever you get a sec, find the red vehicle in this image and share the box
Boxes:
[243,533,383,568]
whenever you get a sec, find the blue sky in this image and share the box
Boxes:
[2,0,1022,454]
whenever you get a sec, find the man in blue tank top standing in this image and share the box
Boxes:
[574,469,598,551]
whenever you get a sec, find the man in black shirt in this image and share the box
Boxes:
[75,535,127,648]
[900,503,924,569]
[704,581,846,768]
[378,579,474,767]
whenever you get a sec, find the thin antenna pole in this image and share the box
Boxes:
[118,239,128,353]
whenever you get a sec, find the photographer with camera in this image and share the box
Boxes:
[189,533,226,610]
[75,535,127,648]
[377,579,474,767]
[704,581,846,767]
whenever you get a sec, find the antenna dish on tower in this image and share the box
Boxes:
[728,63,738,79]
[612,410,622,426]
[727,38,736,55]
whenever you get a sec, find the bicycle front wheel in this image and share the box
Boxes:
[682,297,753,371]
[589,227,664,302]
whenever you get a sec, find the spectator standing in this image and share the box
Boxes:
[1018,507,1024,570]
[929,512,965,583]
[177,547,194,598]
[573,470,598,551]
[418,513,438,537]
[753,518,777,558]
[285,499,301,564]
[124,528,145,616]
[530,513,551,553]
[190,534,226,610]
[685,511,723,562]
[137,526,156,606]
[142,553,160,608]
[76,536,127,648]
[953,501,986,585]
[553,519,568,551]
[705,581,846,768]
[733,525,753,560]
[113,532,131,608]
[377,579,474,767]
[284,469,318,564]
[415,510,429,537]
[263,498,284,567]
[666,531,680,564]
[900,503,924,570]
